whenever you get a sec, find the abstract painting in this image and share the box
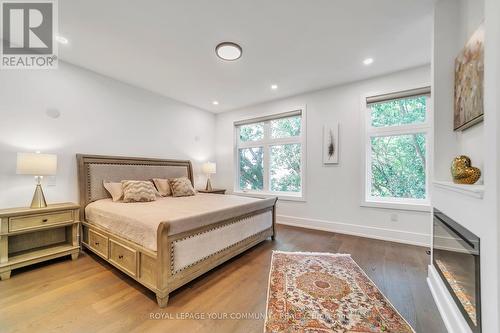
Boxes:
[454,23,484,131]
[323,122,339,164]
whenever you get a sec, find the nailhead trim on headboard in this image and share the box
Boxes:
[77,154,193,217]
[85,163,192,202]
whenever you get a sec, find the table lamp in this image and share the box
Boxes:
[16,153,57,208]
[202,162,216,191]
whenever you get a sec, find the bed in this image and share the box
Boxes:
[77,154,277,307]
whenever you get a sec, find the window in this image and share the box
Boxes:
[235,110,305,199]
[363,87,431,211]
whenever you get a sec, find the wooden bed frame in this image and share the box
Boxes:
[77,154,276,307]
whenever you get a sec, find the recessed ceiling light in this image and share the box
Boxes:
[212,100,219,105]
[363,58,374,65]
[55,35,69,45]
[215,42,242,61]
[271,84,278,90]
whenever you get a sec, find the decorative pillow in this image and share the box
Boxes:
[152,178,172,196]
[103,181,123,202]
[121,180,157,202]
[169,177,196,197]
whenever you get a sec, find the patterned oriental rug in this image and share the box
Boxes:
[264,251,415,333]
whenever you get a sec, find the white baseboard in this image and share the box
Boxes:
[427,264,472,333]
[276,214,430,247]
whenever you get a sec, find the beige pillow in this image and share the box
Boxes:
[121,180,157,202]
[103,181,123,202]
[152,178,172,197]
[169,177,196,197]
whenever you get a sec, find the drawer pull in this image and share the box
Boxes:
[118,255,124,259]
[42,219,48,222]
[95,241,100,246]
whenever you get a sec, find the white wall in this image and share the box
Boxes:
[215,65,432,246]
[483,0,500,330]
[0,62,216,209]
[432,0,460,181]
[430,0,499,332]
[455,0,485,179]
[434,0,485,181]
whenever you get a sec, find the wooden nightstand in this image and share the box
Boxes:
[197,189,226,195]
[0,203,80,280]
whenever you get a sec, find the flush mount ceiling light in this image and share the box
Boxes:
[363,58,374,65]
[215,42,242,61]
[271,84,278,90]
[212,100,219,105]
[55,35,68,45]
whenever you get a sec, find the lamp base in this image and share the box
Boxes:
[205,178,213,191]
[30,184,47,208]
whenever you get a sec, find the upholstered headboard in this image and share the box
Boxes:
[77,154,193,217]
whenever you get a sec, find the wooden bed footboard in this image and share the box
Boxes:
[157,204,276,306]
[81,202,276,307]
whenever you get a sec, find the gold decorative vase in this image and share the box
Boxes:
[451,155,481,184]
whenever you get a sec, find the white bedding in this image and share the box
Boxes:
[85,193,275,251]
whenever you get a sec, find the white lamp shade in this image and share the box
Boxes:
[202,162,216,174]
[16,153,57,176]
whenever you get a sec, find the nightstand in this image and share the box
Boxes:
[0,203,80,280]
[197,189,226,195]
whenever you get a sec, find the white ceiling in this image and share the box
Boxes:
[58,0,433,113]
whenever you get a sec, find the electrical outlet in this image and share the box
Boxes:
[390,213,398,222]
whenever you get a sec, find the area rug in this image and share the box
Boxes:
[264,251,415,333]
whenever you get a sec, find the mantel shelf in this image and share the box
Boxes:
[433,181,485,199]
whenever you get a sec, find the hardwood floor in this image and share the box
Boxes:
[0,225,446,333]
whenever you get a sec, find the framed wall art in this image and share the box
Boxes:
[323,122,339,164]
[454,23,484,131]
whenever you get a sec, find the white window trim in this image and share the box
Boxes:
[360,89,432,212]
[233,107,307,201]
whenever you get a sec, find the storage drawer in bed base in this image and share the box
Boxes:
[81,223,158,290]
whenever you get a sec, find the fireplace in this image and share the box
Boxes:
[433,209,481,333]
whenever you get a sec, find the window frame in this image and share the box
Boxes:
[233,108,307,201]
[361,88,432,212]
